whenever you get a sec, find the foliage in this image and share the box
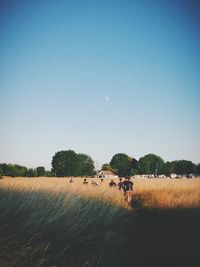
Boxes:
[0,163,28,177]
[78,153,94,176]
[163,160,199,176]
[138,154,165,175]
[27,168,37,177]
[0,163,46,177]
[36,166,46,177]
[45,170,55,177]
[110,153,135,177]
[164,161,174,176]
[164,160,196,175]
[101,163,116,173]
[130,158,139,175]
[175,160,196,175]
[0,165,3,178]
[51,150,79,176]
[0,151,198,178]
[51,150,95,177]
[196,164,200,176]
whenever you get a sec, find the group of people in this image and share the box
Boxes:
[69,176,136,204]
[109,177,136,203]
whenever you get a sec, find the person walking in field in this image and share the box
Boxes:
[100,178,104,184]
[98,178,104,186]
[109,179,117,187]
[91,180,98,186]
[118,178,123,191]
[83,178,88,185]
[122,176,135,204]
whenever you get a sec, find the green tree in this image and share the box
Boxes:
[51,150,94,177]
[110,153,132,177]
[173,160,196,175]
[138,154,165,175]
[0,163,28,177]
[36,166,46,177]
[163,161,175,176]
[14,164,28,176]
[78,153,95,176]
[130,158,139,175]
[27,168,37,177]
[101,163,116,173]
[0,165,3,178]
[45,170,55,177]
[196,163,200,176]
[0,163,8,176]
[52,150,80,177]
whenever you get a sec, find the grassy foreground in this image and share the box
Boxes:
[0,177,200,267]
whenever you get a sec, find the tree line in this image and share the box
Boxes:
[1,150,199,178]
[0,164,50,178]
[105,153,200,177]
[52,151,199,177]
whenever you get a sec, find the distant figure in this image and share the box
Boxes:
[91,180,98,186]
[69,178,73,183]
[122,177,135,203]
[118,178,123,191]
[109,179,117,187]
[83,178,88,185]
[100,178,104,184]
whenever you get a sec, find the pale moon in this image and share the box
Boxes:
[105,96,110,102]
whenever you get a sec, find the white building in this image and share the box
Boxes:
[170,173,177,179]
[158,175,166,178]
[97,171,118,179]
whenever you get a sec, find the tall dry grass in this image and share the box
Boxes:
[2,177,199,209]
[0,177,200,267]
[0,177,130,267]
[0,177,127,208]
[134,178,200,209]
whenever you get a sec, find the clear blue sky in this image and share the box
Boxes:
[0,0,199,169]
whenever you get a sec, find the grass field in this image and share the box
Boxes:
[0,177,200,267]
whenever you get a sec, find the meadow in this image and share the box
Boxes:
[0,177,200,267]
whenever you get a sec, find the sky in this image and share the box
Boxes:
[0,0,200,170]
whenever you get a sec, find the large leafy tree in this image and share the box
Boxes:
[110,153,133,177]
[51,150,80,177]
[36,166,46,177]
[138,154,165,175]
[196,163,200,176]
[173,160,196,175]
[130,158,139,175]
[51,150,95,177]
[78,153,94,176]
[164,161,175,176]
[164,160,196,176]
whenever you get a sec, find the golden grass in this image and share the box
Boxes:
[1,177,200,209]
[134,178,200,209]
[0,177,127,208]
[0,177,199,267]
[0,177,129,267]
